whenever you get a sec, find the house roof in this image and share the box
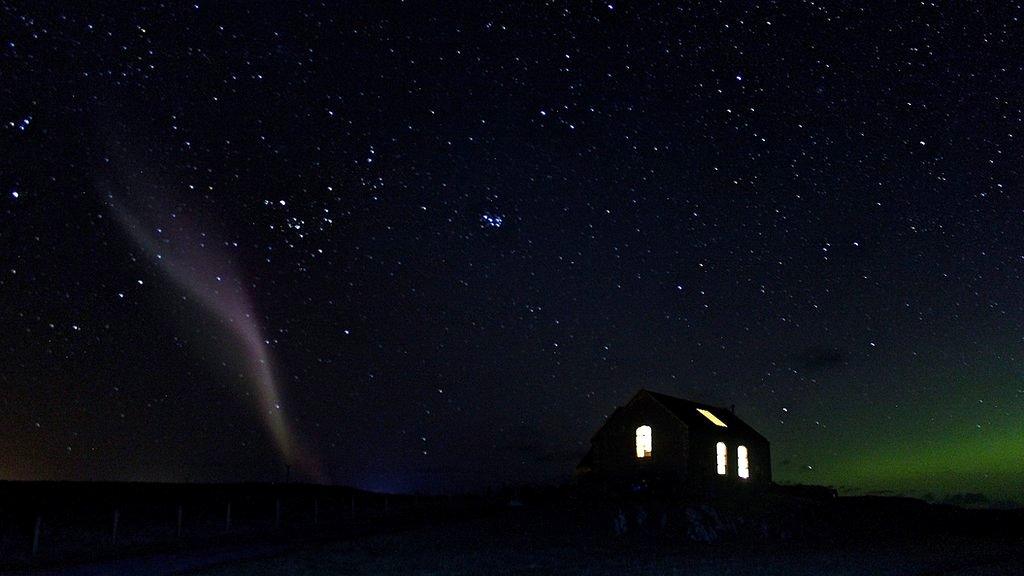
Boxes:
[640,390,769,443]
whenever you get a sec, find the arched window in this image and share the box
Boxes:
[716,442,727,475]
[737,445,750,479]
[635,425,652,459]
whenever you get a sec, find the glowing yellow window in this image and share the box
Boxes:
[697,408,728,427]
[635,425,652,459]
[716,442,727,475]
[737,445,750,479]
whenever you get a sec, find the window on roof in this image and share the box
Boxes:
[697,408,728,427]
[635,425,652,459]
[737,445,750,479]
[716,442,727,475]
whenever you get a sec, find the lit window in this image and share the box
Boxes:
[697,408,728,427]
[737,445,749,479]
[636,425,652,459]
[716,442,727,475]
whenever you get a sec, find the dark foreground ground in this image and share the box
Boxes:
[5,486,1022,575]
[183,519,1023,576]
[0,481,478,574]
[183,493,1024,576]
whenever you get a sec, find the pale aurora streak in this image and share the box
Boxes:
[109,197,325,483]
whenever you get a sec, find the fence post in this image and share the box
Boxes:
[31,514,41,557]
[313,498,319,526]
[350,494,355,518]
[275,498,281,529]
[225,501,232,533]
[112,508,120,545]
[384,496,389,515]
[176,504,183,539]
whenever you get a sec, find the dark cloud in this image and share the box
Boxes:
[793,346,847,371]
[940,493,989,508]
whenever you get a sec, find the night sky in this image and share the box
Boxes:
[2,2,1022,502]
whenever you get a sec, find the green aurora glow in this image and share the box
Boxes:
[770,360,1023,502]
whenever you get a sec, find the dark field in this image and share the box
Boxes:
[0,481,477,573]
[3,483,1022,575]
[188,517,1022,576]
[185,494,1024,575]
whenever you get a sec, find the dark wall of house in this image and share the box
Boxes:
[588,393,689,486]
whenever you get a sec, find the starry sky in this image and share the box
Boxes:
[2,2,1022,502]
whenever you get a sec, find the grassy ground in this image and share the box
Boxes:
[184,507,1024,575]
